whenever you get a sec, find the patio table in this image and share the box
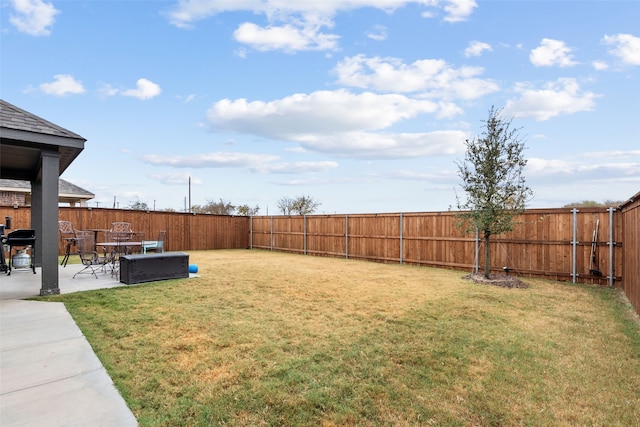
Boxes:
[86,229,109,251]
[96,241,144,277]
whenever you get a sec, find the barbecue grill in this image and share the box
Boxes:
[2,229,36,275]
[0,225,5,273]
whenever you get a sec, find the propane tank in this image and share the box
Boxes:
[12,250,30,269]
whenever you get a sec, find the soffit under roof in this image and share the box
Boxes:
[0,99,86,181]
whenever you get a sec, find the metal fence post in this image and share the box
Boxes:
[399,212,403,265]
[608,207,615,287]
[475,227,479,273]
[572,208,579,283]
[345,214,349,259]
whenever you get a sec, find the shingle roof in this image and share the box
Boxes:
[0,178,94,198]
[1,99,87,180]
[0,99,84,139]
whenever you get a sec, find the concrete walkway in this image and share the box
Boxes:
[1,264,138,427]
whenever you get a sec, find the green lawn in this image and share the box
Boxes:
[41,250,640,426]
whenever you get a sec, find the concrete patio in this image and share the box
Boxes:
[0,263,138,427]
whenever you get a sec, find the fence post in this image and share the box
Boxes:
[571,208,579,283]
[303,214,307,255]
[475,227,479,273]
[345,214,349,259]
[399,212,403,265]
[270,216,273,252]
[249,216,253,249]
[608,207,615,287]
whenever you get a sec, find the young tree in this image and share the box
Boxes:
[456,106,532,278]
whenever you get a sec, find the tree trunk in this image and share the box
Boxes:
[484,230,491,278]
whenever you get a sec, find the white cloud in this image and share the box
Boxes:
[334,55,498,100]
[526,158,574,175]
[592,60,609,71]
[530,38,577,67]
[233,22,339,52]
[504,78,599,121]
[9,0,58,36]
[603,33,640,66]
[38,74,85,96]
[182,94,196,103]
[207,89,468,158]
[143,152,338,175]
[366,24,388,41]
[167,1,476,52]
[143,152,280,169]
[581,149,640,159]
[209,89,438,137]
[464,40,492,57]
[150,172,203,185]
[375,168,456,183]
[442,0,477,23]
[97,82,119,98]
[526,156,640,189]
[121,78,162,100]
[253,161,339,174]
[293,130,468,159]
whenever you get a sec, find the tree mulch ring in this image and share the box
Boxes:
[463,273,529,289]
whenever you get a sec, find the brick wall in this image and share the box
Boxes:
[0,191,26,207]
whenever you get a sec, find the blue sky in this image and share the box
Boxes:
[1,0,638,214]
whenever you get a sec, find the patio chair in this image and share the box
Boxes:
[110,222,133,242]
[73,230,111,279]
[58,220,77,267]
[143,231,166,254]
[109,222,142,256]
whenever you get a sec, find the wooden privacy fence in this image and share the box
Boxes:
[0,206,250,255]
[250,208,624,286]
[1,199,638,314]
[619,194,640,314]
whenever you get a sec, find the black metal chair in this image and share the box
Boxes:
[73,230,111,279]
[58,220,77,267]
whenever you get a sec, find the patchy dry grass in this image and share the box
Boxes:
[41,250,640,426]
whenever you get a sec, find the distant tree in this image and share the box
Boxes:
[278,195,321,215]
[192,198,236,215]
[455,106,533,278]
[562,200,624,208]
[236,204,260,216]
[126,198,149,211]
[292,195,321,215]
[277,196,295,215]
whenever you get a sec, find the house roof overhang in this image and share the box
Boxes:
[0,100,86,181]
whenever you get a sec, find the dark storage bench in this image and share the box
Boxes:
[119,252,189,285]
